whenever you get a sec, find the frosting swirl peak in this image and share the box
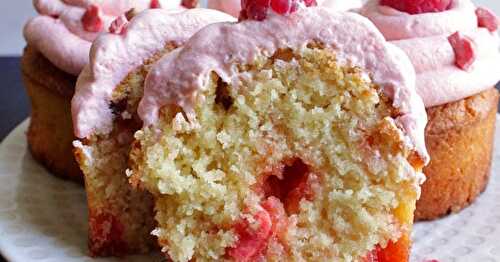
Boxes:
[361,0,500,107]
[24,0,182,75]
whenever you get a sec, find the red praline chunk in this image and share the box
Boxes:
[448,31,476,71]
[240,0,317,21]
[227,209,272,261]
[82,4,103,33]
[181,0,198,8]
[476,7,499,32]
[380,0,452,15]
[150,0,161,9]
[109,15,128,35]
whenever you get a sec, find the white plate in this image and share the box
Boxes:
[0,117,499,262]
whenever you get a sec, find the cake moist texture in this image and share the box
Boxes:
[132,46,423,261]
[72,8,235,256]
[130,7,428,262]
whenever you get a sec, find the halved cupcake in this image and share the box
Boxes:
[361,0,500,220]
[22,0,185,182]
[72,8,235,256]
[129,2,428,261]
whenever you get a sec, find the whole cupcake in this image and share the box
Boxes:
[21,0,187,182]
[208,0,362,17]
[360,0,500,220]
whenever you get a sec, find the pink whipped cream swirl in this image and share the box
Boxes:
[360,0,500,108]
[23,0,182,75]
[208,0,362,17]
[139,7,430,162]
[72,8,235,138]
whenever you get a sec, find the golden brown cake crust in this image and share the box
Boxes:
[21,46,83,183]
[416,88,499,220]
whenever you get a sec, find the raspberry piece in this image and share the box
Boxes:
[284,176,313,213]
[240,0,271,21]
[363,242,414,262]
[380,0,452,15]
[90,212,128,255]
[270,0,295,14]
[227,210,272,261]
[362,246,381,262]
[261,197,288,238]
[150,0,161,9]
[109,15,128,35]
[240,0,317,21]
[476,7,499,32]
[448,31,476,71]
[303,0,317,6]
[262,158,313,214]
[181,0,198,8]
[81,5,103,32]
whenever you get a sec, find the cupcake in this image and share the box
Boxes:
[72,8,235,256]
[360,0,500,220]
[21,0,184,182]
[208,0,362,17]
[129,1,428,261]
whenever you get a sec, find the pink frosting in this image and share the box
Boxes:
[207,0,241,17]
[207,0,362,17]
[23,0,182,75]
[360,0,500,107]
[319,0,362,11]
[72,8,235,138]
[139,7,429,162]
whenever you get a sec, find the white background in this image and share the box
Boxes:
[0,0,499,56]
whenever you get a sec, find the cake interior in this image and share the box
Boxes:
[132,46,420,261]
[74,44,177,256]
